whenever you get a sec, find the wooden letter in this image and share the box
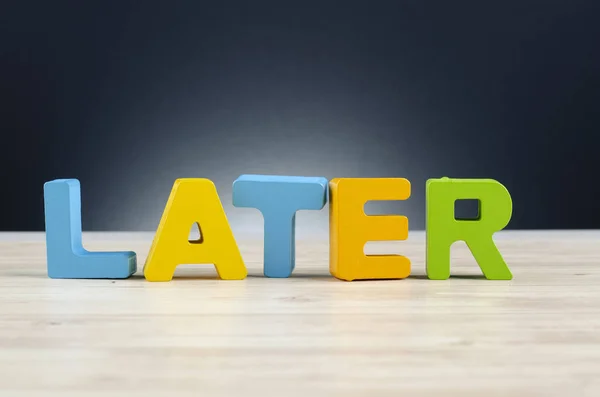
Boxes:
[329,178,411,281]
[144,179,247,281]
[426,177,513,280]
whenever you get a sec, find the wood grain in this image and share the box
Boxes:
[0,231,599,397]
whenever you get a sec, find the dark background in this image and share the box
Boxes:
[2,0,599,232]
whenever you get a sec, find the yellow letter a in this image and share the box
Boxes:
[144,179,247,281]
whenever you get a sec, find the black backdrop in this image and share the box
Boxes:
[2,0,599,231]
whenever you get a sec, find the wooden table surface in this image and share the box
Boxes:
[1,231,599,397]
